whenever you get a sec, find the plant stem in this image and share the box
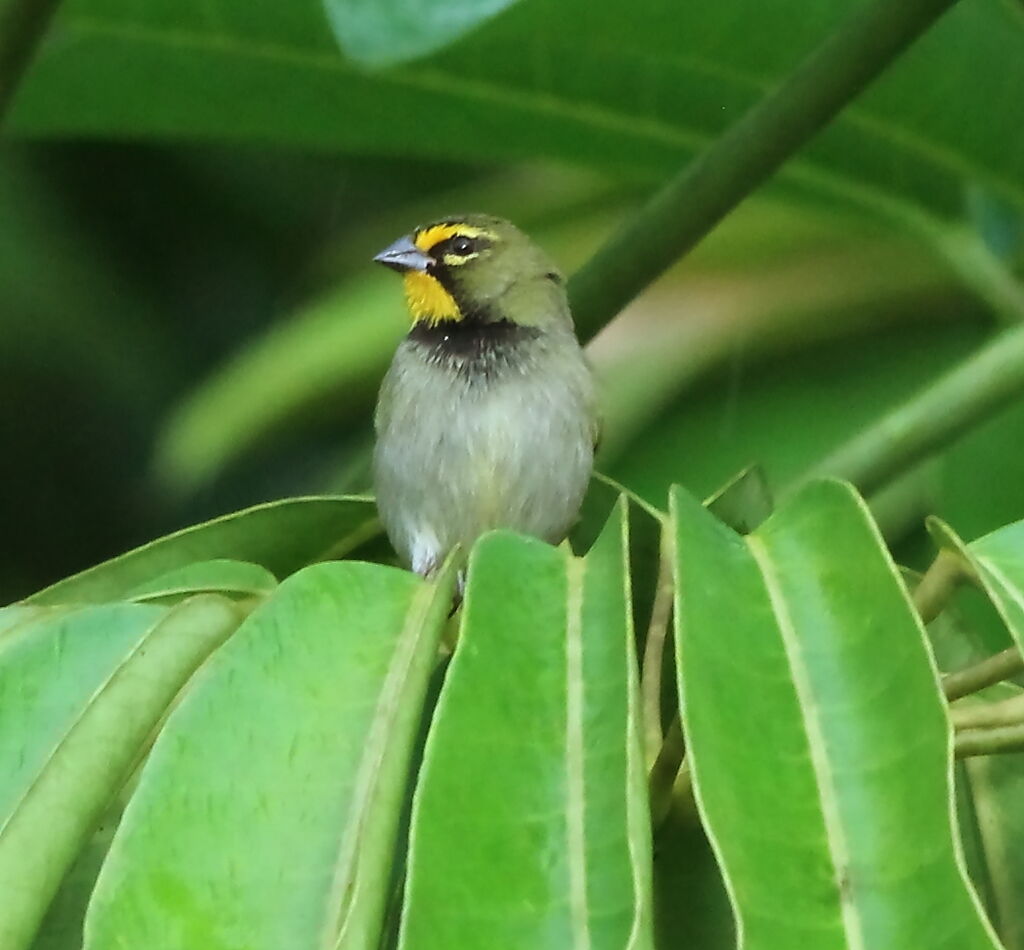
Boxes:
[802,323,1024,496]
[0,0,61,121]
[912,549,965,625]
[648,716,684,827]
[951,693,1024,731]
[943,647,1024,702]
[641,534,675,766]
[568,0,962,341]
[955,723,1024,759]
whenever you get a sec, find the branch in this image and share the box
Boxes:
[801,323,1024,496]
[568,0,962,341]
[912,549,965,625]
[0,0,61,122]
[641,533,675,766]
[951,693,1024,731]
[955,723,1024,759]
[943,647,1024,702]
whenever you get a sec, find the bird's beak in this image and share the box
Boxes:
[373,235,432,273]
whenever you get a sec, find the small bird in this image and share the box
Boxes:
[372,214,598,579]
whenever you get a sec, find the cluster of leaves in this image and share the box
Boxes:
[3,471,1024,949]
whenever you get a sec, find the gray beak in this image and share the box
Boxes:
[373,235,432,273]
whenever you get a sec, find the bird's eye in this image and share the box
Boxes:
[451,236,474,255]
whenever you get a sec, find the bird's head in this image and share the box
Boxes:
[373,215,568,330]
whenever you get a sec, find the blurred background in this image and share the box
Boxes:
[1,0,1023,601]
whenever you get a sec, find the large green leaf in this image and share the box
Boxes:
[84,559,455,950]
[25,496,379,606]
[400,504,654,949]
[0,597,243,950]
[671,479,999,949]
[9,0,1024,223]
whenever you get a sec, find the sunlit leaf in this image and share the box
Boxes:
[401,505,654,949]
[26,496,379,606]
[0,597,243,949]
[84,560,454,950]
[672,479,1000,949]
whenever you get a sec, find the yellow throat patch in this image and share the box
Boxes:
[402,223,493,326]
[403,271,460,326]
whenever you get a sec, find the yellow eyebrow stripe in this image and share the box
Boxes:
[413,223,491,252]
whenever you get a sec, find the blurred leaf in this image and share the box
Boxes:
[9,1,1024,225]
[127,559,277,603]
[324,0,521,67]
[84,560,455,950]
[612,319,988,511]
[155,276,404,492]
[401,509,654,949]
[0,596,243,949]
[25,496,379,606]
[671,480,999,948]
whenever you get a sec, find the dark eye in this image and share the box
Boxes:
[451,236,474,255]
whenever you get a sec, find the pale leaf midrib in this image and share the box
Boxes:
[322,577,444,950]
[746,536,865,950]
[564,556,591,950]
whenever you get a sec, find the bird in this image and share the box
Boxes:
[372,214,598,582]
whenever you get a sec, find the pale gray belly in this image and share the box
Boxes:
[373,353,594,575]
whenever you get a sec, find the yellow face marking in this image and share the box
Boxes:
[403,271,460,326]
[413,223,490,253]
[402,222,496,325]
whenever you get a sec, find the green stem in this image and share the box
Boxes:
[951,693,1024,731]
[568,0,962,340]
[955,723,1024,759]
[801,323,1024,496]
[943,647,1024,702]
[641,533,674,767]
[0,0,61,121]
[648,716,684,827]
[912,549,965,625]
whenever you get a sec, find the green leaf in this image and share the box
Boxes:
[25,495,379,606]
[961,754,1024,949]
[671,479,1000,949]
[571,474,663,638]
[324,0,521,67]
[400,506,654,950]
[9,1,1024,223]
[928,515,1024,655]
[0,597,243,950]
[84,560,455,950]
[966,520,1024,653]
[704,464,774,535]
[0,605,53,637]
[126,559,278,603]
